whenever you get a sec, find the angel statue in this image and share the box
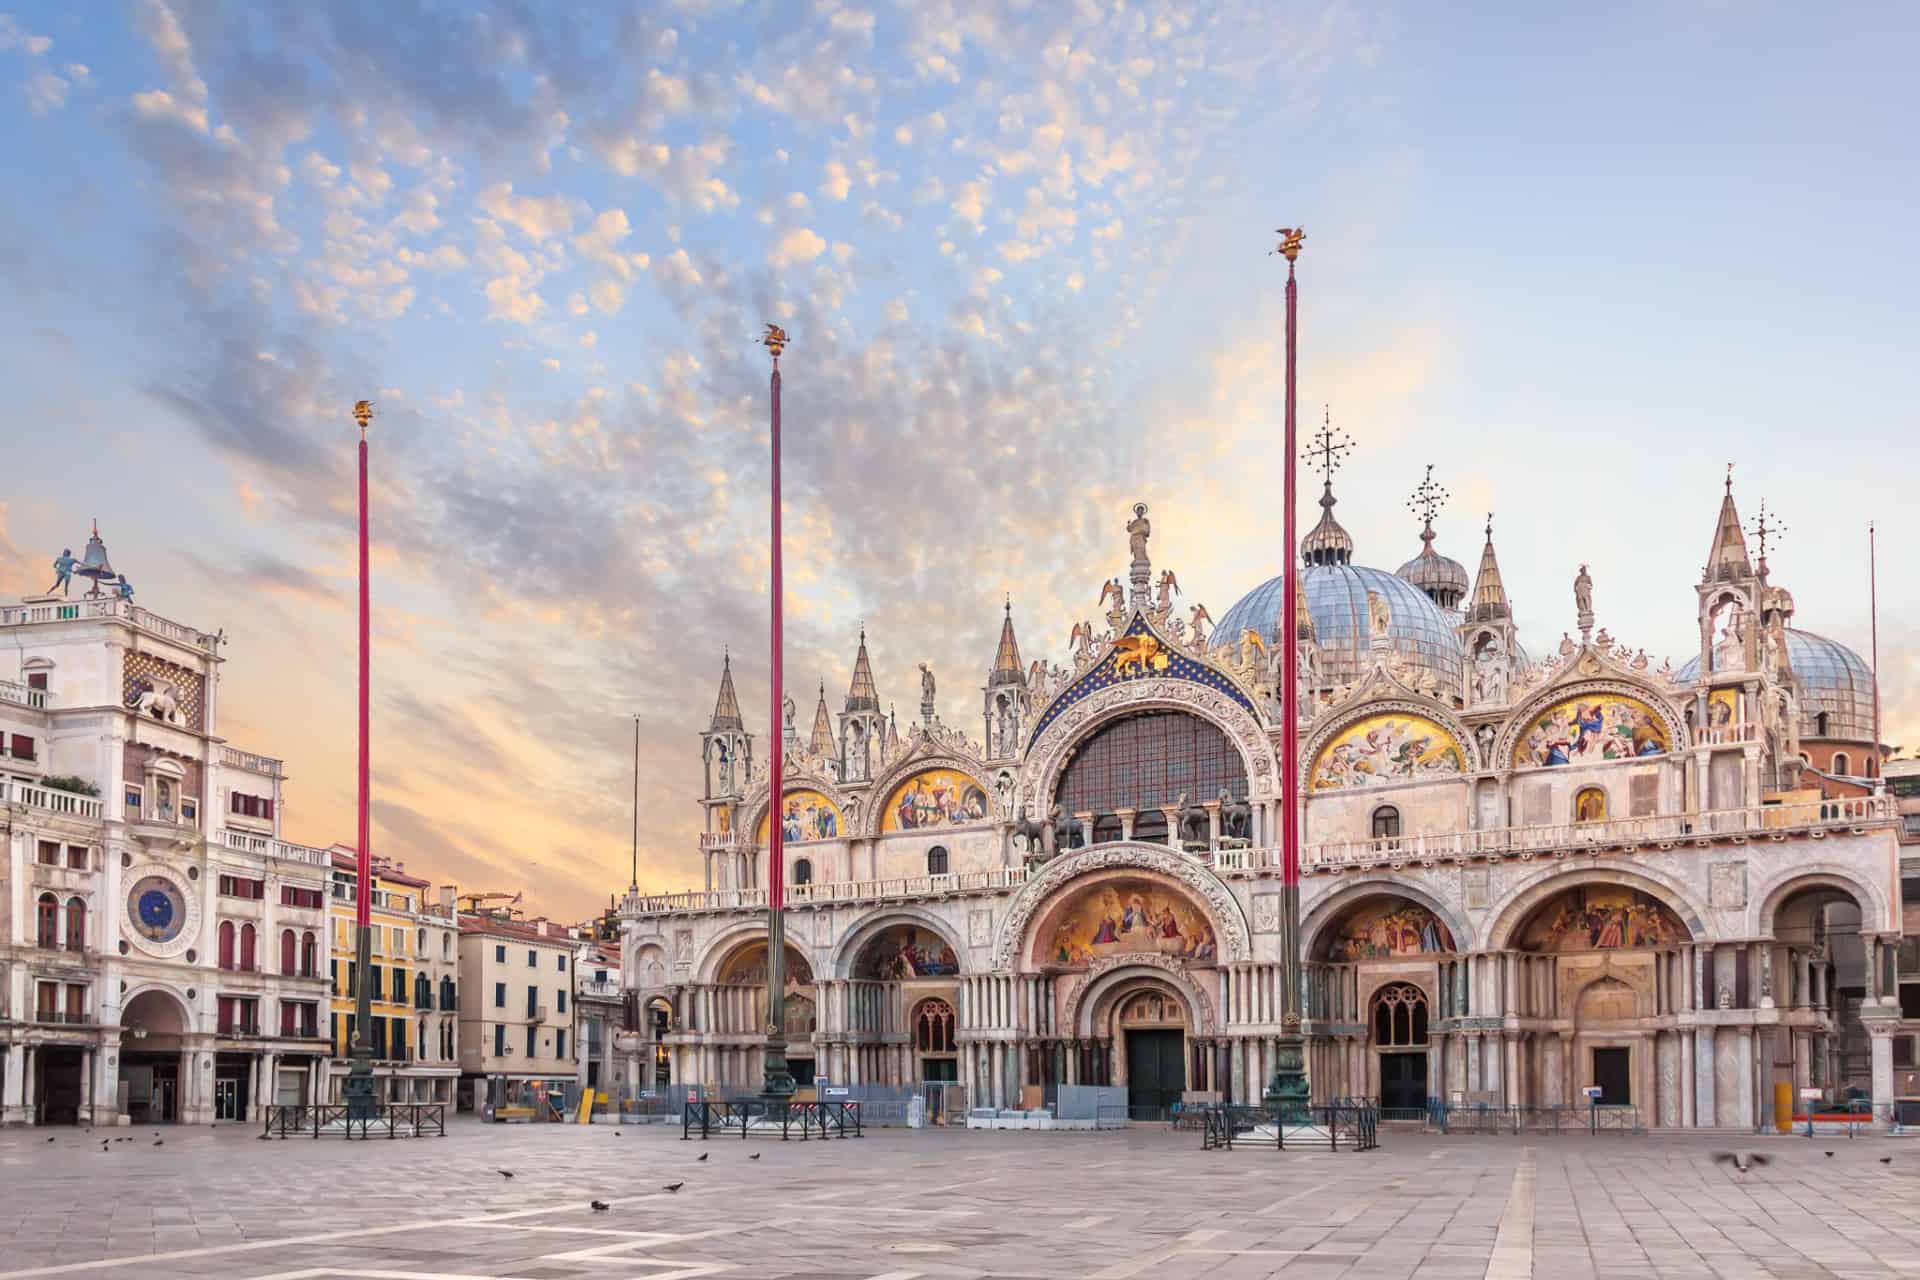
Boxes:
[1188,602,1214,648]
[1155,569,1181,614]
[1098,577,1124,614]
[1069,620,1097,662]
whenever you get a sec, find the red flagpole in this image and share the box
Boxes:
[1269,229,1307,1109]
[356,427,372,933]
[760,326,795,1099]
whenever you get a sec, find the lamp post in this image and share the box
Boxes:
[760,325,797,1102]
[1265,229,1310,1118]
[343,398,377,1121]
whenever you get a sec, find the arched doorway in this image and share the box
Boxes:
[1083,979,1193,1121]
[1371,982,1431,1114]
[713,941,816,1089]
[1512,883,1690,1117]
[1308,893,1455,1108]
[849,921,963,1087]
[119,988,191,1124]
[1768,881,1871,1098]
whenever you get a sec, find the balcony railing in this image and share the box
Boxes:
[0,598,219,652]
[578,979,623,998]
[214,828,331,867]
[622,797,1896,917]
[219,744,285,777]
[1,777,105,820]
[0,679,48,711]
[1293,795,1894,873]
[1696,722,1764,747]
[33,1010,94,1026]
[624,867,1031,916]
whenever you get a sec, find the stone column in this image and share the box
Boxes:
[1867,1017,1896,1130]
[1680,1028,1695,1127]
[1159,808,1180,849]
[1115,809,1135,841]
[1463,1032,1482,1094]
[1758,943,1774,1009]
[1696,1028,1717,1127]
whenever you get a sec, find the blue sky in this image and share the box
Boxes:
[1,1,1913,918]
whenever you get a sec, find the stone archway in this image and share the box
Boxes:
[119,987,195,1125]
[1073,965,1205,1120]
[993,843,1249,970]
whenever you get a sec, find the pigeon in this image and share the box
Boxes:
[749,1153,761,1160]
[153,1139,164,1147]
[590,1200,610,1212]
[1825,1151,1834,1157]
[1880,1157,1892,1165]
[662,1182,684,1193]
[1711,1152,1767,1173]
[46,1136,55,1143]
[497,1170,515,1179]
[697,1152,708,1162]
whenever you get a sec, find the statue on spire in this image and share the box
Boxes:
[1127,504,1151,564]
[1574,563,1594,639]
[918,662,937,725]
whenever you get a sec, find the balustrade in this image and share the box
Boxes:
[622,796,1894,919]
[1,777,104,819]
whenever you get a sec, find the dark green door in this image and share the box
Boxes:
[1379,1052,1427,1113]
[1593,1047,1631,1105]
[1125,1030,1185,1120]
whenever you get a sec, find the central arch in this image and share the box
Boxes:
[993,843,1251,969]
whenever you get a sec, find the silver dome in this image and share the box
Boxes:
[1397,540,1470,609]
[1675,628,1876,742]
[1211,564,1465,692]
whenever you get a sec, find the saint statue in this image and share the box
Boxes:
[1573,563,1593,618]
[782,694,797,735]
[1366,590,1392,636]
[918,662,936,709]
[1127,503,1151,564]
[1713,607,1746,673]
[48,548,75,596]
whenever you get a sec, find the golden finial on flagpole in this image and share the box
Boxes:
[1272,227,1306,262]
[352,399,374,437]
[761,323,788,363]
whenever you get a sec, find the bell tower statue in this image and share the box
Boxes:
[838,629,885,784]
[700,652,753,889]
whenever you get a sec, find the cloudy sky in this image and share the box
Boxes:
[1,1,1913,920]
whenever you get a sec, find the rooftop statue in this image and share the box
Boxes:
[48,548,75,596]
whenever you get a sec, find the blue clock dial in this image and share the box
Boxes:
[127,875,187,944]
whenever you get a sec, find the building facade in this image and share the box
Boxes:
[573,934,629,1100]
[324,852,460,1104]
[1,527,332,1125]
[456,913,579,1112]
[621,477,1904,1127]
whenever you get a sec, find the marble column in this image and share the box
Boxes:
[1868,1022,1896,1130]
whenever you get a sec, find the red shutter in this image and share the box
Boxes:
[218,920,235,969]
[240,923,257,971]
[280,929,296,974]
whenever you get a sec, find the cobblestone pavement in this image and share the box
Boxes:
[2,1118,1918,1279]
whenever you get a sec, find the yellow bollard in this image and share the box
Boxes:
[1774,1081,1793,1133]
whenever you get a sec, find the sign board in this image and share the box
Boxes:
[825,1086,850,1097]
[640,1091,657,1099]
[1800,1087,1823,1101]
[1581,1086,1604,1099]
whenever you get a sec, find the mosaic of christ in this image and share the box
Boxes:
[1518,887,1686,952]
[1046,879,1217,969]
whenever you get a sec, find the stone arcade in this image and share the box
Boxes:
[619,471,1901,1127]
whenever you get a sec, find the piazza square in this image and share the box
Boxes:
[6,1117,1920,1280]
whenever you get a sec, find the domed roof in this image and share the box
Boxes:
[1211,564,1465,692]
[1397,539,1470,609]
[1675,628,1876,742]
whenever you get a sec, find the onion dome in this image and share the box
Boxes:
[1676,629,1876,742]
[1396,466,1469,610]
[1300,482,1354,567]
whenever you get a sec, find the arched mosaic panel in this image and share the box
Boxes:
[755,789,843,844]
[880,768,990,832]
[1045,876,1220,969]
[1515,886,1687,952]
[1309,712,1465,791]
[1511,693,1669,768]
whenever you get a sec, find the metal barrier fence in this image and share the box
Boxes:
[262,1102,447,1139]
[1199,1102,1379,1152]
[681,1099,865,1141]
[1426,1101,1642,1135]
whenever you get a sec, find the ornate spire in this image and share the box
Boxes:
[1300,408,1354,567]
[989,599,1024,686]
[1397,464,1468,608]
[1704,464,1753,583]
[808,682,835,758]
[845,627,880,712]
[1467,513,1511,623]
[708,650,743,731]
[885,705,901,754]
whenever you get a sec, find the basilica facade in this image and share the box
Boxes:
[619,473,1904,1128]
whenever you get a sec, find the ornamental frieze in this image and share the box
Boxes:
[1061,951,1219,1036]
[990,842,1251,969]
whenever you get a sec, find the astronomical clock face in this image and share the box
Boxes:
[124,871,196,957]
